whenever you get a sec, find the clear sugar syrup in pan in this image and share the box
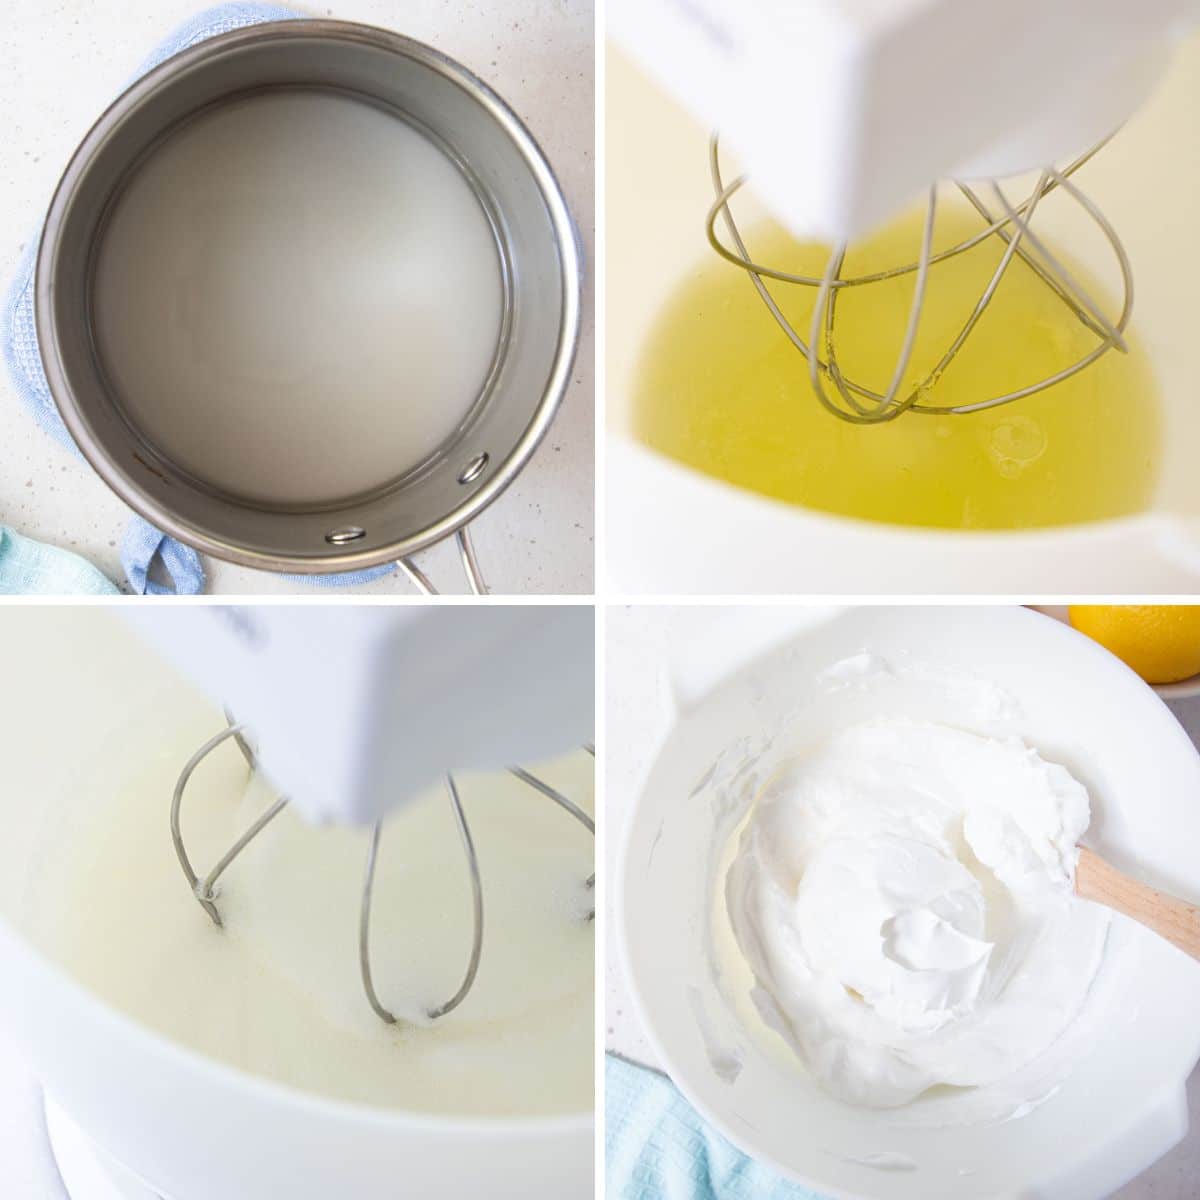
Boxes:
[91,88,504,506]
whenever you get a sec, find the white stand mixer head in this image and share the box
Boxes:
[123,606,595,826]
[611,0,1196,239]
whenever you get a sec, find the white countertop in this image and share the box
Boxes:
[604,606,1200,1199]
[0,0,594,595]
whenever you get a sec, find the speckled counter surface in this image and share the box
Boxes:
[604,607,1200,1200]
[0,0,594,595]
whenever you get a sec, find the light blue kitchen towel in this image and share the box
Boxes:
[2,3,397,593]
[119,516,207,596]
[0,526,119,595]
[606,1055,825,1200]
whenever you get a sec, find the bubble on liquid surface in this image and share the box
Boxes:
[985,414,1047,479]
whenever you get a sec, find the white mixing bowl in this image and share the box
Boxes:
[0,608,591,1200]
[618,605,1200,1199]
[606,39,1200,593]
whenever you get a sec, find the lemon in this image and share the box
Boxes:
[1068,605,1200,684]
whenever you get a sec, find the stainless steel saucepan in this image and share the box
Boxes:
[37,20,581,582]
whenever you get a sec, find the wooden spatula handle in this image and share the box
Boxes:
[1076,847,1200,962]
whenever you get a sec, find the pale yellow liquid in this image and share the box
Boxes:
[94,91,503,506]
[633,207,1162,530]
[27,738,594,1116]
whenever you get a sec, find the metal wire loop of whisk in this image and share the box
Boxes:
[170,720,595,1026]
[705,134,1133,424]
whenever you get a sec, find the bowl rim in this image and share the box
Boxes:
[6,897,594,1139]
[1032,605,1200,698]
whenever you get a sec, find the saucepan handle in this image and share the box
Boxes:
[397,527,487,595]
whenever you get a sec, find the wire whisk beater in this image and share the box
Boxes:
[170,715,594,1025]
[707,135,1133,425]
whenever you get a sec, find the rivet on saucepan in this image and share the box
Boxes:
[325,526,366,545]
[458,452,489,484]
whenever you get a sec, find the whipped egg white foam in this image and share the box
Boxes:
[725,719,1108,1108]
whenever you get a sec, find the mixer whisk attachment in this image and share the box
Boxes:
[706,135,1133,424]
[170,718,595,1025]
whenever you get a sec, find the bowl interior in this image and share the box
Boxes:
[621,606,1200,1199]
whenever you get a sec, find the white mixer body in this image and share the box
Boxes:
[125,605,595,825]
[610,0,1197,240]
